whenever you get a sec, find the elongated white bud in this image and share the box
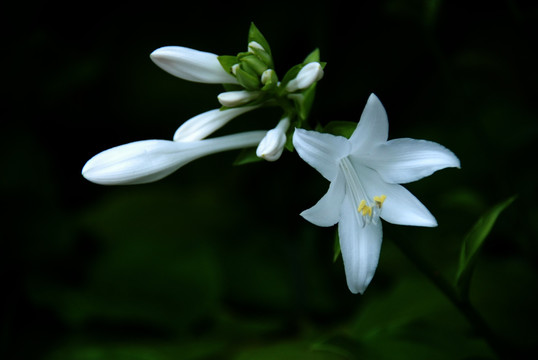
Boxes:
[217,90,261,107]
[285,62,324,92]
[173,105,259,142]
[256,117,290,161]
[150,46,238,84]
[82,131,266,185]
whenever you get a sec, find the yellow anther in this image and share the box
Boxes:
[374,194,387,208]
[357,200,372,217]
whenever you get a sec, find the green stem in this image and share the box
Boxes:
[390,238,517,360]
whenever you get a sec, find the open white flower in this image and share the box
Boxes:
[150,46,238,84]
[82,131,266,185]
[292,93,460,294]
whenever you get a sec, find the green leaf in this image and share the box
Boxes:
[455,195,516,298]
[322,121,358,138]
[248,22,272,56]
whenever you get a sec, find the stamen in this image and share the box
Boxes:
[357,195,387,225]
[374,194,387,208]
[358,200,373,217]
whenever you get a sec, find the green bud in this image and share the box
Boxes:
[248,44,274,69]
[235,66,261,90]
[241,54,268,76]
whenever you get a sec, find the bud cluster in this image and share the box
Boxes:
[216,24,325,117]
[190,23,324,163]
[145,23,325,164]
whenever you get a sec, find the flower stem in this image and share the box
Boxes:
[389,237,517,360]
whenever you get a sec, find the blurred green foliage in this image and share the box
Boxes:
[2,0,537,359]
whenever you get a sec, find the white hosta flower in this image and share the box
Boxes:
[82,131,266,185]
[150,46,238,84]
[292,93,460,294]
[173,105,260,142]
[285,62,324,92]
[256,117,290,161]
[218,90,261,107]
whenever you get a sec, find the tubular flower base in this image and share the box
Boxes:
[292,93,460,294]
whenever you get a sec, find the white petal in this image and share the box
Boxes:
[217,90,261,107]
[292,128,350,181]
[339,195,383,294]
[348,162,437,227]
[379,183,438,227]
[150,46,238,84]
[300,171,346,227]
[173,106,258,142]
[362,138,461,184]
[349,93,389,153]
[82,131,266,185]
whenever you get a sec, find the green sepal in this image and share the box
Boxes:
[235,67,260,90]
[322,121,358,138]
[233,147,263,166]
[455,195,517,299]
[217,55,238,75]
[248,22,272,56]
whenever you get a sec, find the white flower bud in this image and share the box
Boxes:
[248,41,265,53]
[82,131,266,185]
[231,63,240,75]
[256,117,291,161]
[285,62,324,92]
[173,106,259,142]
[261,69,275,85]
[150,46,238,84]
[217,90,261,107]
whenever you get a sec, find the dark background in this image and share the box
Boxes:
[2,0,537,359]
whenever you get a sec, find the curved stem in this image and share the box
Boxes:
[390,237,517,360]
